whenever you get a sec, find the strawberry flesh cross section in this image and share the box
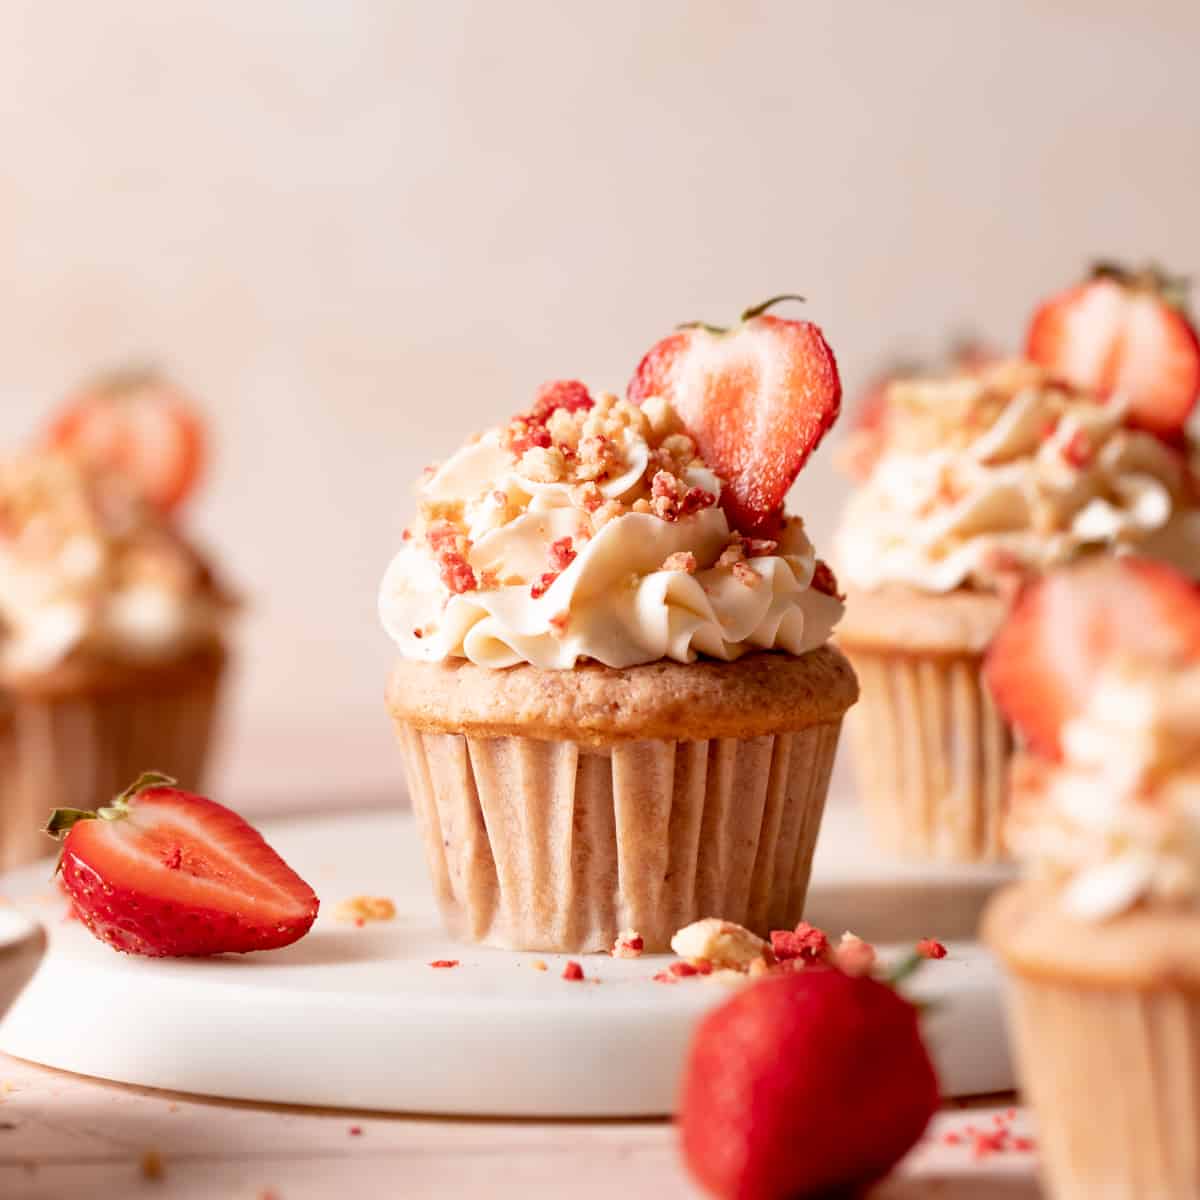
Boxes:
[45,367,207,512]
[47,773,319,957]
[1025,262,1200,438]
[985,558,1200,760]
[628,297,842,535]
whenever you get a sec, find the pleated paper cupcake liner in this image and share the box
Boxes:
[395,722,844,952]
[1007,974,1200,1200]
[0,654,226,873]
[843,646,1011,862]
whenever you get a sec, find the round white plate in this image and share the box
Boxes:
[0,906,46,1023]
[0,806,1012,1116]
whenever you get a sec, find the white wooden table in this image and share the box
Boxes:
[0,1055,1040,1199]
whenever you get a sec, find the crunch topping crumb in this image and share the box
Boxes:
[612,930,645,958]
[333,896,397,925]
[671,918,770,971]
[771,922,829,964]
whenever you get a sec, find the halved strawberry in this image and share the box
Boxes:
[627,296,841,534]
[46,773,319,957]
[1025,263,1200,437]
[45,367,207,511]
[985,558,1200,759]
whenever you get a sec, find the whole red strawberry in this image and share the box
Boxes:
[1026,261,1200,438]
[679,968,939,1199]
[46,773,319,957]
[628,296,841,535]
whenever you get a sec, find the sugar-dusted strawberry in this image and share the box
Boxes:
[627,296,841,535]
[986,558,1200,760]
[46,773,319,957]
[679,967,939,1199]
[45,367,207,511]
[1026,262,1200,437]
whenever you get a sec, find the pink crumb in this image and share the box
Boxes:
[771,921,829,963]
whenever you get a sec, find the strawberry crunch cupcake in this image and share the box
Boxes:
[982,557,1200,1199]
[381,299,858,952]
[835,264,1200,861]
[0,370,235,871]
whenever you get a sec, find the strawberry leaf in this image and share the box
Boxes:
[740,294,807,321]
[116,771,177,805]
[43,808,100,839]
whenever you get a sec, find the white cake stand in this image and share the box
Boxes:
[0,803,1014,1116]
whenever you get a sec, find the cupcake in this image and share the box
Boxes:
[0,370,234,872]
[835,264,1200,862]
[982,557,1200,1199]
[381,299,858,952]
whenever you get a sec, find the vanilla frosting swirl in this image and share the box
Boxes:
[1008,661,1200,920]
[0,453,231,675]
[836,361,1200,592]
[379,393,842,669]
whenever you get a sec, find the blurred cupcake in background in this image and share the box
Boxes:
[834,264,1200,862]
[983,557,1200,1199]
[0,369,236,871]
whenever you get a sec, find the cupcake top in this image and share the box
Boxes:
[986,557,1200,924]
[838,263,1200,596]
[0,451,231,676]
[836,359,1200,593]
[380,387,842,670]
[380,300,846,671]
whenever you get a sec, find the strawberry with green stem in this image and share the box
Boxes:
[46,773,319,957]
[1026,261,1200,439]
[628,296,842,535]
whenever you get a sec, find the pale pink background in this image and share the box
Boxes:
[0,1,1197,804]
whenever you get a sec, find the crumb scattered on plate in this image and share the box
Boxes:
[333,896,397,926]
[612,929,644,958]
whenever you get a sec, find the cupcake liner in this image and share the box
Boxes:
[843,646,1011,862]
[0,653,226,873]
[395,722,843,952]
[1006,973,1200,1199]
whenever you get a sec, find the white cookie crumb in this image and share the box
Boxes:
[333,895,397,924]
[671,918,769,970]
